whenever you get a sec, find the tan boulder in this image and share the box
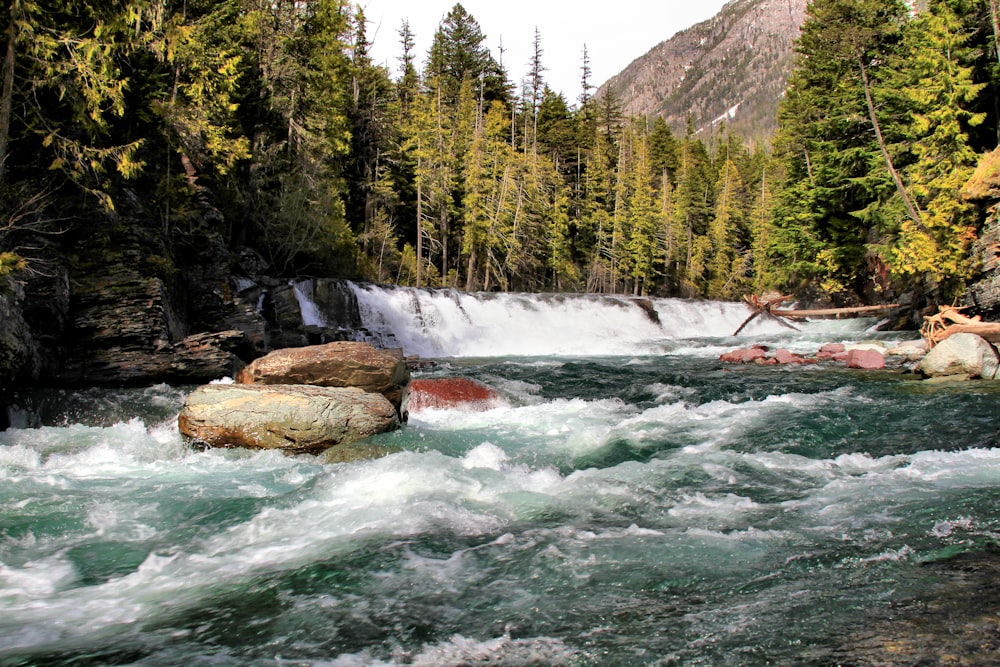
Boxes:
[178,383,399,454]
[916,333,1000,380]
[236,341,409,413]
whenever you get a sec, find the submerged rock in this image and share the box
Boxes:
[178,383,399,454]
[827,546,1000,666]
[917,333,1000,380]
[236,341,409,414]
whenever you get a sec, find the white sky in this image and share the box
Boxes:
[361,0,731,103]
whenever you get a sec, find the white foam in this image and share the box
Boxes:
[0,555,78,601]
[462,442,509,470]
[325,633,581,666]
[350,283,863,358]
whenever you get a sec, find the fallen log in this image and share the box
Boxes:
[772,304,900,320]
[733,294,899,336]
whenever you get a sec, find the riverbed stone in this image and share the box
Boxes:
[816,343,846,360]
[178,383,399,453]
[886,339,927,361]
[916,333,1000,380]
[236,341,410,413]
[774,349,813,364]
[845,348,886,370]
[719,346,768,363]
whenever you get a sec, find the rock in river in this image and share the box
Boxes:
[236,341,409,413]
[916,333,1000,380]
[178,384,399,454]
[407,377,503,413]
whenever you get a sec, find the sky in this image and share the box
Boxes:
[361,0,731,103]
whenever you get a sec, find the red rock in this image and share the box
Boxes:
[720,346,768,363]
[774,349,814,364]
[407,378,502,413]
[845,348,886,370]
[819,343,846,355]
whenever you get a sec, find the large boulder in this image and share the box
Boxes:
[177,383,399,454]
[916,333,1000,380]
[236,341,409,413]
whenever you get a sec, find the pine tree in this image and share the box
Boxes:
[624,122,662,296]
[2,0,149,205]
[888,0,986,293]
[768,0,910,299]
[707,153,748,299]
[425,4,505,107]
[648,117,680,185]
[345,7,398,259]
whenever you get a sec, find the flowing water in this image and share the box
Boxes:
[3,285,1000,666]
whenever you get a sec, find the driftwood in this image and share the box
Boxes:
[772,304,900,320]
[921,305,1000,347]
[733,294,900,336]
[733,294,799,336]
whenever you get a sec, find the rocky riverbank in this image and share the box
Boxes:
[721,332,1000,381]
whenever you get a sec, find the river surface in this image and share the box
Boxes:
[3,288,1000,665]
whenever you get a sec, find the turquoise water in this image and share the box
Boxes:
[4,351,1000,665]
[3,291,1000,665]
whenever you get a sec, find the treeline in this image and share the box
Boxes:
[1,0,997,304]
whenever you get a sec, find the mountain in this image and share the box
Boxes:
[599,0,808,142]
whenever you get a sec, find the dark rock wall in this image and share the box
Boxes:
[965,210,1000,315]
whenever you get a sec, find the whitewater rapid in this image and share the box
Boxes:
[2,285,998,665]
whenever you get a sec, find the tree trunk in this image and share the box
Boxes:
[858,54,927,234]
[0,9,16,183]
[991,0,1000,66]
[416,153,423,288]
[465,245,476,292]
[440,208,448,284]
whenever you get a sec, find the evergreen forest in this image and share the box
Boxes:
[1,0,998,305]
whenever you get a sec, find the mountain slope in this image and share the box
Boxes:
[600,0,808,141]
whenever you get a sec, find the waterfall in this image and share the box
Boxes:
[333,282,873,358]
[292,279,327,327]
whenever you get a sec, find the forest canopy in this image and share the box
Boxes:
[0,0,997,305]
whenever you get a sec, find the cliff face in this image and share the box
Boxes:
[964,149,1000,317]
[600,0,807,142]
[0,189,372,416]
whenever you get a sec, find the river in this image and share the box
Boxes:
[2,286,1000,665]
